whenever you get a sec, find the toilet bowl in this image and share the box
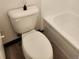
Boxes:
[22,30,53,59]
[8,5,53,59]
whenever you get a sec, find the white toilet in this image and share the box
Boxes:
[8,5,53,59]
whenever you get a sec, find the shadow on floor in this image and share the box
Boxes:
[4,40,25,59]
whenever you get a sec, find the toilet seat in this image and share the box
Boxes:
[22,30,53,59]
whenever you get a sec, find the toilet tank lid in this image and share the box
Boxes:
[8,5,39,19]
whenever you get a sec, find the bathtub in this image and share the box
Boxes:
[43,12,79,59]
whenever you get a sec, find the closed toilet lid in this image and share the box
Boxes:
[22,30,53,59]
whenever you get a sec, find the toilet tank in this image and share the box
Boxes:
[8,6,39,33]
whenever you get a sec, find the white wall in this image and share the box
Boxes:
[41,0,67,16]
[70,0,79,14]
[0,0,40,43]
[41,0,79,17]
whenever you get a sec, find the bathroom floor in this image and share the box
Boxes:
[4,40,25,59]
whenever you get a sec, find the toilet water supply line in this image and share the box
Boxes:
[0,32,5,39]
[0,32,6,59]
